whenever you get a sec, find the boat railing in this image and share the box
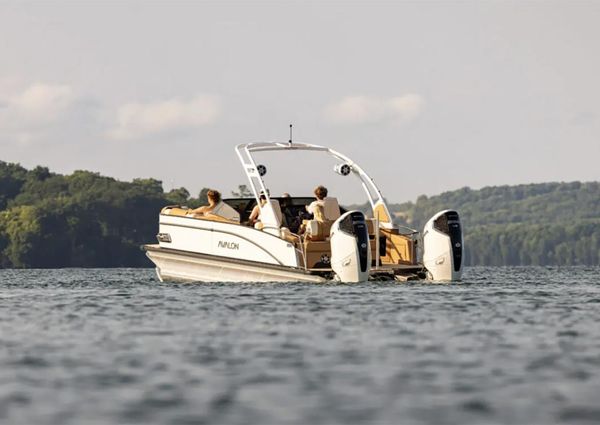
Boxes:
[288,233,308,271]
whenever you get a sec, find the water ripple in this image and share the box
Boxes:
[0,266,599,424]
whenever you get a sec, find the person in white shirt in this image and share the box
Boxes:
[306,185,341,223]
[306,185,328,217]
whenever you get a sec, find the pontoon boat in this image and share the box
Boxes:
[143,141,463,283]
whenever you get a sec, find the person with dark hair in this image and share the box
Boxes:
[314,186,328,200]
[306,185,327,216]
[189,189,222,215]
[279,192,295,229]
[306,185,340,222]
[248,192,267,225]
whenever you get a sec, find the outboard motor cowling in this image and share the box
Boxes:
[330,211,371,283]
[422,210,463,281]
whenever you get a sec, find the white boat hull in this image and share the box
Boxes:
[145,245,327,283]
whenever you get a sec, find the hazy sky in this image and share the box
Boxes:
[1,1,599,204]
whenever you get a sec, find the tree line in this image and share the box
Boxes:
[386,182,600,266]
[1,160,598,267]
[0,161,208,268]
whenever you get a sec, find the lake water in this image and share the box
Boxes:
[1,267,600,425]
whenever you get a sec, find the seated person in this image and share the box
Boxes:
[189,189,221,216]
[300,204,330,240]
[300,186,341,239]
[248,192,267,226]
[279,192,295,229]
[306,185,340,221]
[248,190,284,229]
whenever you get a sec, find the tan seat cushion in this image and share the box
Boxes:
[161,206,189,216]
[161,207,239,224]
[303,219,333,241]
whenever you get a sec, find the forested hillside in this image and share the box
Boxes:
[0,161,207,268]
[1,160,598,267]
[386,182,600,266]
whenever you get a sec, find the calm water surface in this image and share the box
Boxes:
[1,267,600,425]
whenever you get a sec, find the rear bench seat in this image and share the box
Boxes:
[161,203,240,224]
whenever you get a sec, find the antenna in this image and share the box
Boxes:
[288,124,293,146]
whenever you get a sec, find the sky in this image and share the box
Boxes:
[1,0,599,204]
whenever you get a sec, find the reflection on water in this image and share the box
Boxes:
[1,267,600,424]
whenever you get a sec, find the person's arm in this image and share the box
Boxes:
[189,205,213,215]
[249,205,260,222]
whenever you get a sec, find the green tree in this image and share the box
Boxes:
[165,187,190,205]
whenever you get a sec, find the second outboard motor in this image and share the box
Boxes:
[330,211,371,283]
[422,210,463,281]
